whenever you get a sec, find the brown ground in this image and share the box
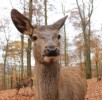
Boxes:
[0,78,102,100]
[85,78,102,100]
[0,88,36,100]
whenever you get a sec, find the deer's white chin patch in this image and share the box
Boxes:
[43,56,59,63]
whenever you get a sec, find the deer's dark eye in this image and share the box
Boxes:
[58,35,61,39]
[32,36,37,41]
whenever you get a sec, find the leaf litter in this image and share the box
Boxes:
[0,78,102,100]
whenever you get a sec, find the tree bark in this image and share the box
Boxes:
[44,0,47,25]
[3,39,9,90]
[27,0,32,77]
[21,34,24,78]
[61,0,68,67]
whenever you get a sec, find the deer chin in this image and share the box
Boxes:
[43,56,59,64]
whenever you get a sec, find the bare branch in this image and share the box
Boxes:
[76,0,84,26]
[9,0,13,8]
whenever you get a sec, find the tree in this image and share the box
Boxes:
[60,0,68,66]
[69,0,94,79]
[91,36,101,81]
[73,34,85,70]
[3,40,28,89]
[44,0,47,25]
[20,0,26,79]
[33,0,43,25]
[27,0,33,77]
[0,19,11,90]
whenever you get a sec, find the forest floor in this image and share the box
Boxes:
[0,78,102,100]
[85,78,102,100]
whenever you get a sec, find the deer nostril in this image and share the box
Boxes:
[47,46,56,52]
[45,46,59,56]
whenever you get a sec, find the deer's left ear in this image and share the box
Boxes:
[11,9,33,36]
[53,15,68,30]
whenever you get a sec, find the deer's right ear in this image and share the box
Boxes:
[11,9,33,35]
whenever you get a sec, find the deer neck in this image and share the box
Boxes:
[35,61,60,100]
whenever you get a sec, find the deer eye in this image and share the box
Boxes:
[57,35,61,39]
[32,36,37,41]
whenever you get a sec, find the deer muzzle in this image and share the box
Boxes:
[45,46,60,57]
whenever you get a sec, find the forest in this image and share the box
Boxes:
[0,0,102,100]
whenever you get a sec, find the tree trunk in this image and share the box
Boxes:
[61,0,68,67]
[76,0,93,79]
[79,49,83,70]
[21,34,24,79]
[83,27,92,79]
[21,0,26,79]
[10,76,13,89]
[44,0,47,25]
[27,0,32,77]
[3,39,9,90]
[64,24,68,66]
[95,48,100,81]
[85,47,92,79]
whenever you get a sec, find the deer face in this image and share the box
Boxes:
[11,9,67,64]
[31,26,61,63]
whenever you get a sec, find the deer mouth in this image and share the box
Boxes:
[45,51,59,57]
[43,55,60,63]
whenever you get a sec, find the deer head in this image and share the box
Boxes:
[11,9,67,64]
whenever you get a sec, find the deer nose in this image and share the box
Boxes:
[45,46,60,56]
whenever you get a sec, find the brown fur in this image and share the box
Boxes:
[11,9,87,100]
[59,67,87,100]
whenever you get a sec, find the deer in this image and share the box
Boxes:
[11,9,87,100]
[15,78,33,95]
